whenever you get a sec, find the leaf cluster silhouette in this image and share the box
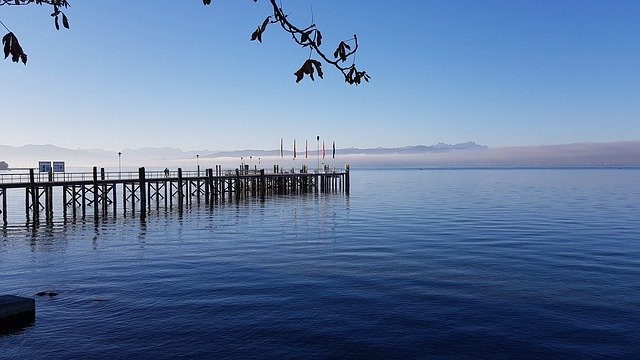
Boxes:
[2,32,26,64]
[1,0,369,84]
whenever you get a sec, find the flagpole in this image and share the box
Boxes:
[316,136,320,173]
[305,139,308,172]
[322,141,325,172]
[332,141,336,172]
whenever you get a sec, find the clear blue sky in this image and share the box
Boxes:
[1,0,638,151]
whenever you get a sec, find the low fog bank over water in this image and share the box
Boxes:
[1,141,638,171]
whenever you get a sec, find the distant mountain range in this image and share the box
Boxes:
[1,141,639,168]
[339,141,488,155]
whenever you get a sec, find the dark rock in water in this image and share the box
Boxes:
[36,291,59,297]
[48,292,59,297]
[0,295,36,333]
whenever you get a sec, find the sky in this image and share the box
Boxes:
[1,0,639,152]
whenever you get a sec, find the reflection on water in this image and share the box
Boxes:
[1,169,640,359]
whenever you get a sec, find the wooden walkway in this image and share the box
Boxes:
[0,166,349,225]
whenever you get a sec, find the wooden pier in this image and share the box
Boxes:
[0,166,349,225]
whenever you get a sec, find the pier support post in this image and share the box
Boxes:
[113,181,117,215]
[260,169,266,198]
[101,168,107,216]
[25,187,29,222]
[177,168,183,212]
[1,187,6,225]
[45,171,53,221]
[345,165,350,195]
[93,167,99,221]
[30,169,38,222]
[81,185,86,218]
[205,169,211,205]
[235,169,241,201]
[139,167,147,218]
[62,185,68,219]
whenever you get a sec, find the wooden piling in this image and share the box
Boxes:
[62,185,68,219]
[25,187,29,221]
[177,168,183,211]
[139,167,147,217]
[29,169,37,222]
[101,168,107,216]
[112,182,117,215]
[345,165,350,194]
[92,167,99,221]
[2,188,7,225]
[72,185,77,218]
[205,169,211,205]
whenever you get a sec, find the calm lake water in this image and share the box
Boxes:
[1,169,639,359]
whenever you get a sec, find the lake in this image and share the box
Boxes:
[1,169,639,359]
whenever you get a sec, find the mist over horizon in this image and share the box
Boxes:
[1,141,639,170]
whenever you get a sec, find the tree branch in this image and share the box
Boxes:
[258,0,369,85]
[2,0,370,84]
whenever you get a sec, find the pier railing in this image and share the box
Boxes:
[0,169,345,184]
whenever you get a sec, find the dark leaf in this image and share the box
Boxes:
[54,16,60,31]
[203,0,212,4]
[2,32,27,65]
[62,13,69,29]
[334,41,349,62]
[3,33,11,59]
[250,27,261,42]
[310,60,323,79]
[315,30,322,47]
[294,68,304,83]
[303,59,314,75]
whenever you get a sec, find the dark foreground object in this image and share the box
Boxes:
[0,295,35,333]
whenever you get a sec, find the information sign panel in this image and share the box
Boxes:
[38,161,52,173]
[53,161,65,173]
